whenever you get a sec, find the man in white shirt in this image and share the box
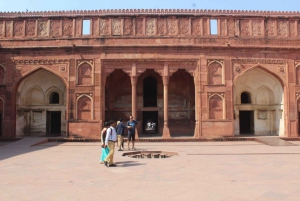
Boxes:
[104,120,117,167]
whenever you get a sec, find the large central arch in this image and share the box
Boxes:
[15,68,66,137]
[234,67,284,136]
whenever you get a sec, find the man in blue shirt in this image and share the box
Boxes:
[127,115,138,150]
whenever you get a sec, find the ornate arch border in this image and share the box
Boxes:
[208,92,225,120]
[76,61,94,85]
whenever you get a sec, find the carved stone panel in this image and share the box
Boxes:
[5,21,12,37]
[191,18,201,35]
[25,20,36,37]
[265,20,275,37]
[240,20,250,36]
[277,20,288,37]
[203,18,208,35]
[100,18,109,35]
[75,18,81,36]
[179,18,189,35]
[227,19,235,36]
[63,19,73,36]
[13,21,23,37]
[157,18,165,35]
[252,20,262,37]
[50,20,60,36]
[296,66,300,85]
[0,21,2,37]
[289,20,296,37]
[298,21,300,37]
[167,18,178,35]
[78,63,92,85]
[69,59,75,77]
[146,18,155,36]
[112,18,121,35]
[92,17,99,35]
[136,18,144,35]
[38,20,48,36]
[124,18,133,35]
[220,19,226,36]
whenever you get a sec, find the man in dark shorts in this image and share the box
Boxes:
[127,115,138,150]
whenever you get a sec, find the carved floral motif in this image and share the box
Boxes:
[167,18,177,35]
[146,18,155,35]
[136,18,144,35]
[265,20,275,36]
[38,20,48,36]
[157,18,165,35]
[50,20,60,36]
[5,21,12,37]
[100,18,109,35]
[112,18,121,35]
[13,21,23,37]
[26,20,36,37]
[179,18,189,34]
[191,18,201,35]
[252,20,262,36]
[63,19,73,36]
[298,21,300,37]
[277,20,288,37]
[240,20,250,36]
[124,18,133,35]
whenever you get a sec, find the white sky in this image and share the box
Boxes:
[0,0,299,12]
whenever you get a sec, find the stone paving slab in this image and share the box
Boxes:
[255,137,298,146]
[1,138,300,200]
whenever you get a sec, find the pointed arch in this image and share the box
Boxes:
[208,93,225,120]
[45,86,63,105]
[256,85,275,105]
[295,64,300,85]
[76,94,93,120]
[207,61,224,85]
[77,61,93,85]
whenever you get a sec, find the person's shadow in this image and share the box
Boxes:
[114,160,145,167]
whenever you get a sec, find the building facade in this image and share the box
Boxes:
[0,9,299,139]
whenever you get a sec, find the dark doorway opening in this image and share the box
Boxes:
[143,111,158,134]
[143,76,157,107]
[239,110,254,134]
[46,111,61,136]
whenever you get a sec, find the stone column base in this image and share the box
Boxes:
[162,125,171,138]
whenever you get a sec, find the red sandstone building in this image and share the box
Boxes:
[0,9,299,139]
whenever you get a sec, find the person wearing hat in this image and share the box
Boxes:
[116,118,126,151]
[100,122,110,164]
[103,120,117,167]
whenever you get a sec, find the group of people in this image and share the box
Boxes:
[100,115,138,167]
[146,119,156,130]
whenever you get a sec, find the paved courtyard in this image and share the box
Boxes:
[1,138,300,201]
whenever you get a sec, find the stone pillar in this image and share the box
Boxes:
[131,63,138,139]
[162,64,171,138]
[193,70,200,138]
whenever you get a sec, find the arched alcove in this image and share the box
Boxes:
[207,61,223,85]
[77,62,92,85]
[241,91,251,104]
[16,69,66,137]
[77,95,92,120]
[49,92,59,104]
[234,67,284,136]
[209,94,224,119]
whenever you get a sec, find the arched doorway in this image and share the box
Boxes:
[234,67,284,136]
[143,76,158,133]
[16,69,66,137]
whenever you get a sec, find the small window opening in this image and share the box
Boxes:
[210,19,218,35]
[50,92,59,104]
[82,20,90,35]
[241,92,251,104]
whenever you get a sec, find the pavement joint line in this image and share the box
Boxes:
[187,153,300,155]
